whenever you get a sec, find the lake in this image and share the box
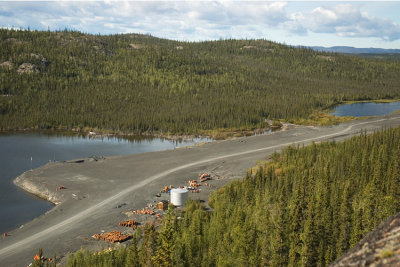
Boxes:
[0,132,210,233]
[331,101,400,117]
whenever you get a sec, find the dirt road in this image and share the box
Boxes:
[1,115,400,266]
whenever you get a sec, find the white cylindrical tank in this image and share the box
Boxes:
[170,188,189,206]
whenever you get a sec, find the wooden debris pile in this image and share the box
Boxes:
[186,173,212,193]
[93,230,132,243]
[188,180,199,188]
[200,173,211,182]
[132,209,155,215]
[119,219,138,230]
[118,219,137,227]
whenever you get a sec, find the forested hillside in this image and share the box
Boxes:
[58,127,400,267]
[1,29,400,135]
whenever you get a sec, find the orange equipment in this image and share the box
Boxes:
[157,200,168,210]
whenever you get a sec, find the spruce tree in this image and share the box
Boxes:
[153,205,176,267]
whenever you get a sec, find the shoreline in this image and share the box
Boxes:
[3,125,284,235]
[6,123,286,234]
[1,120,317,236]
[8,124,284,216]
[0,112,381,236]
[13,169,61,206]
[0,125,279,142]
[2,99,399,140]
[341,98,400,104]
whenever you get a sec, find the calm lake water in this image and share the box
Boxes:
[0,132,210,233]
[331,101,400,117]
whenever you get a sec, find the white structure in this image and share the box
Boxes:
[170,188,189,206]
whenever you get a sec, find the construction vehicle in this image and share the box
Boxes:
[157,200,168,210]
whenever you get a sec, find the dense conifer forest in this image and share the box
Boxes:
[41,127,400,267]
[1,29,400,135]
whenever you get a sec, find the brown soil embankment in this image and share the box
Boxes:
[14,170,61,205]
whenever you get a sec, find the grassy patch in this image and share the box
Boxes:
[199,127,272,140]
[380,250,395,259]
[342,99,400,104]
[293,111,354,126]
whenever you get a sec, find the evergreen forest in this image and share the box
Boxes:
[2,29,400,135]
[50,126,400,267]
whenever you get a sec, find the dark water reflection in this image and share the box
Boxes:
[331,101,400,117]
[0,132,210,233]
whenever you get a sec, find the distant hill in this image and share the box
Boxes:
[1,29,400,135]
[310,46,400,54]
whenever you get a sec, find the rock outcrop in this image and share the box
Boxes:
[331,213,400,266]
[30,53,49,65]
[0,61,13,69]
[17,63,39,74]
[129,43,144,49]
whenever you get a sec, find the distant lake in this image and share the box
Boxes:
[331,101,400,117]
[0,132,211,233]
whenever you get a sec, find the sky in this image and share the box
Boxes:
[1,1,400,49]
